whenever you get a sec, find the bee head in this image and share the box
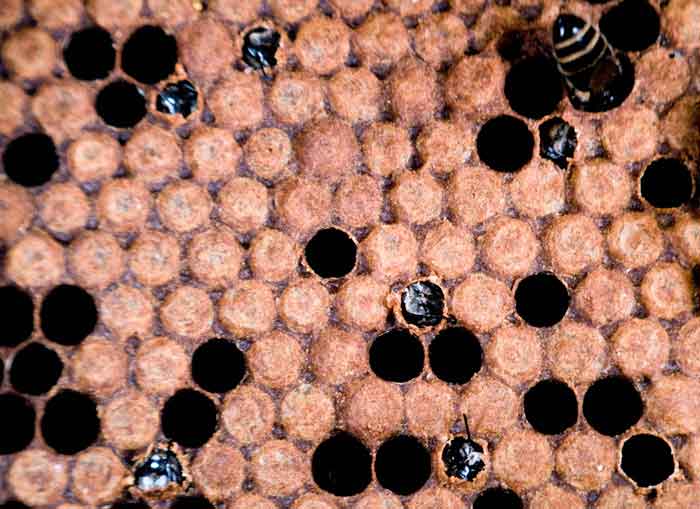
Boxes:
[553,14,587,45]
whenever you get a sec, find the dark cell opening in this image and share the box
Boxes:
[515,272,569,328]
[621,434,675,487]
[134,447,185,494]
[473,487,524,509]
[477,115,534,173]
[441,434,485,481]
[429,327,482,385]
[304,228,357,278]
[10,342,63,396]
[63,27,116,81]
[171,497,214,509]
[539,117,577,169]
[504,56,563,119]
[156,81,198,118]
[40,284,97,346]
[161,389,218,448]
[0,285,34,348]
[600,0,660,52]
[41,389,100,455]
[2,133,58,187]
[121,25,178,85]
[369,329,424,383]
[640,158,694,209]
[243,27,281,73]
[96,80,147,128]
[583,376,643,436]
[0,393,35,455]
[191,338,245,394]
[400,280,445,327]
[524,379,578,435]
[312,431,372,497]
[375,435,431,496]
[111,502,151,509]
[0,502,30,509]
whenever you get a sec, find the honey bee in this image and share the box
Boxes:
[437,414,489,492]
[243,27,281,78]
[552,14,634,112]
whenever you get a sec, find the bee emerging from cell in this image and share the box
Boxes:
[130,442,191,500]
[552,14,634,112]
[243,27,281,78]
[437,414,489,492]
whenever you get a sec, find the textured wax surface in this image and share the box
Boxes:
[1,0,700,508]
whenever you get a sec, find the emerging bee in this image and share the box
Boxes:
[156,80,198,118]
[437,415,488,492]
[130,442,191,500]
[242,27,281,77]
[552,14,634,112]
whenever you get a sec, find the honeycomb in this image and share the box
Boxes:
[1,0,700,508]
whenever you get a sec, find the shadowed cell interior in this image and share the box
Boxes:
[369,328,424,383]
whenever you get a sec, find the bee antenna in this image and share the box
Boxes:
[463,414,471,439]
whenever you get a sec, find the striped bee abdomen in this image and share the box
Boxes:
[551,12,633,113]
[553,14,609,76]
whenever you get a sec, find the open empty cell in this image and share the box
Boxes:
[10,342,63,396]
[375,435,431,496]
[41,389,100,455]
[0,285,34,348]
[191,338,245,394]
[524,379,578,435]
[429,327,482,384]
[600,0,660,52]
[369,329,424,383]
[63,27,116,81]
[504,56,563,120]
[40,285,97,346]
[477,115,534,173]
[473,487,523,509]
[2,133,58,187]
[161,389,218,448]
[312,431,372,496]
[121,25,178,85]
[304,227,357,278]
[583,375,643,436]
[640,158,694,209]
[620,433,675,487]
[96,80,147,128]
[515,272,569,327]
[0,393,35,455]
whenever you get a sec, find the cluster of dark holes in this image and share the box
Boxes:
[161,338,246,448]
[312,432,431,497]
[0,324,240,455]
[312,430,528,506]
[0,285,94,455]
[369,326,483,385]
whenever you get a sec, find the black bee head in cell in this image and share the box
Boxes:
[441,416,485,482]
[133,446,187,495]
[539,117,577,169]
[156,81,198,118]
[442,436,485,481]
[243,27,281,73]
[400,280,445,327]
